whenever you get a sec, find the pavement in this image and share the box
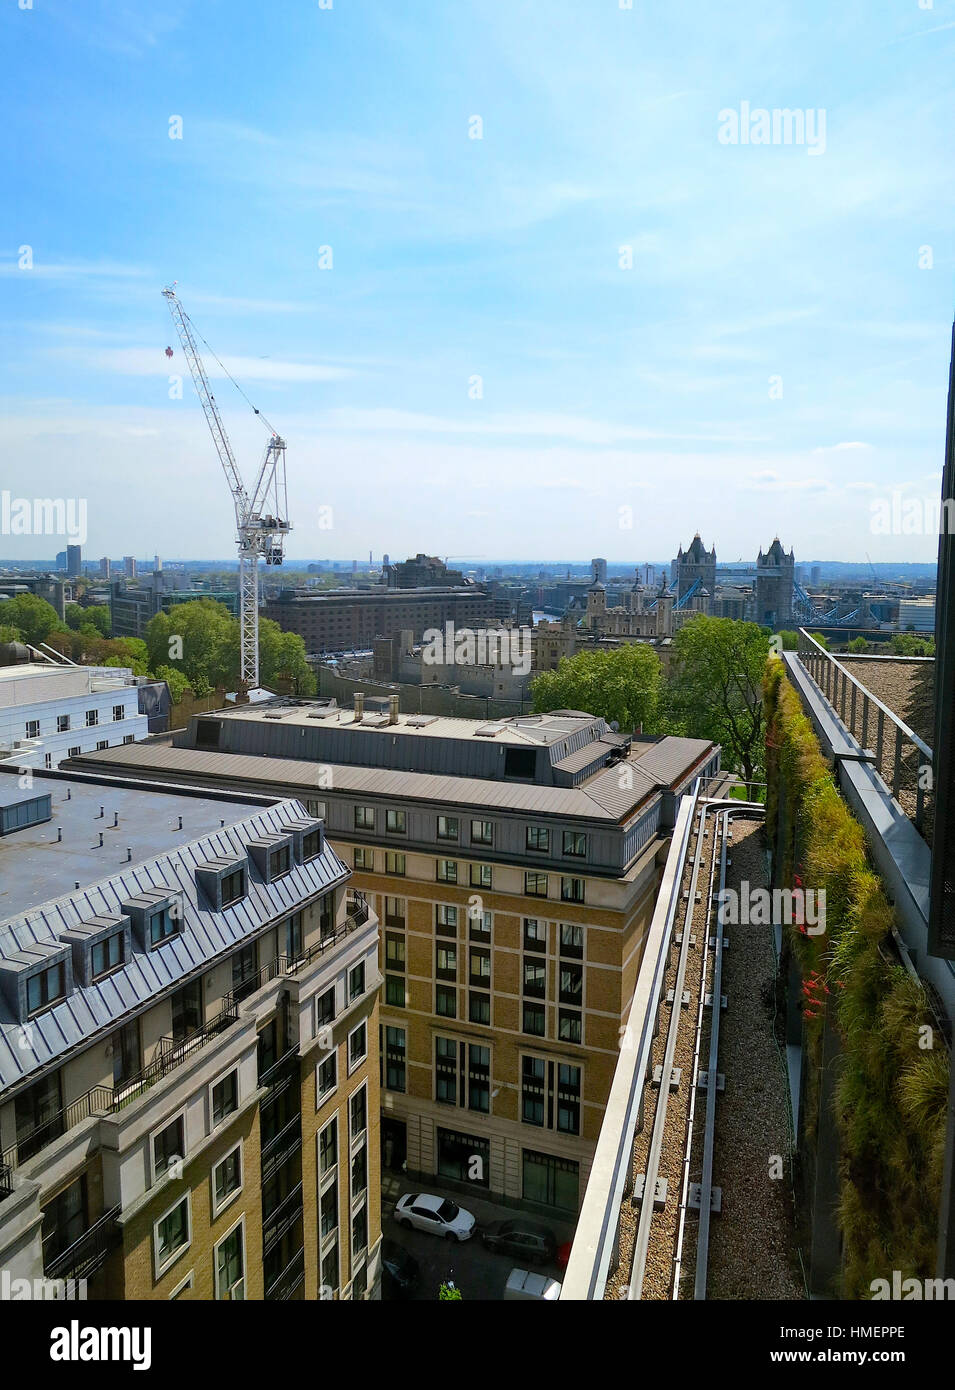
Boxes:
[380,1172,573,1302]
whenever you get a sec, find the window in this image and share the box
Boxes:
[384,896,405,928]
[522,1056,546,1126]
[269,844,291,880]
[26,961,66,1017]
[385,1026,406,1092]
[559,922,584,958]
[306,799,327,820]
[57,714,70,733]
[284,912,303,962]
[351,1145,367,1198]
[468,1044,490,1113]
[559,962,583,1006]
[231,944,258,1004]
[113,704,125,722]
[559,1010,582,1045]
[385,850,406,876]
[354,806,374,830]
[85,709,98,727]
[214,1221,244,1300]
[348,961,365,1002]
[385,809,406,834]
[25,720,40,739]
[436,815,459,841]
[525,872,548,898]
[302,828,322,861]
[504,746,536,779]
[436,859,458,884]
[68,746,81,757]
[321,1242,338,1297]
[321,1180,338,1238]
[523,918,546,952]
[385,975,405,1007]
[95,740,109,751]
[437,1127,490,1187]
[349,1085,367,1139]
[436,904,458,936]
[155,1195,190,1273]
[317,1051,337,1102]
[148,905,178,949]
[470,819,493,845]
[123,734,135,744]
[42,1175,87,1268]
[435,984,456,1018]
[557,1064,582,1135]
[436,944,457,981]
[469,909,492,942]
[89,931,124,981]
[522,1150,579,1214]
[523,959,546,999]
[112,1018,141,1088]
[469,947,490,988]
[435,1037,457,1104]
[43,753,52,769]
[523,1001,546,1037]
[316,986,335,1027]
[562,830,587,859]
[213,1146,242,1213]
[385,933,405,971]
[352,1204,368,1259]
[152,1115,185,1182]
[561,877,585,903]
[349,1022,367,1071]
[220,867,246,908]
[353,847,373,870]
[319,1118,337,1176]
[211,1071,238,1126]
[470,863,492,889]
[526,826,550,853]
[469,992,491,1025]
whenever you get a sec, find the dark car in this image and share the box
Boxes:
[381,1238,420,1298]
[481,1218,558,1263]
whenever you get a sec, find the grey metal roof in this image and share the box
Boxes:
[0,797,349,1091]
[628,738,714,786]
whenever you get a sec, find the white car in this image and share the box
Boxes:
[395,1192,476,1242]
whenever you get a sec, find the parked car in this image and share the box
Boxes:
[482,1217,558,1263]
[381,1238,419,1298]
[395,1192,476,1242]
[503,1267,562,1301]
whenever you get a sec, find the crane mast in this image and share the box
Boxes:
[162,286,290,689]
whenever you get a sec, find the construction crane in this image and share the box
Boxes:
[162,285,290,690]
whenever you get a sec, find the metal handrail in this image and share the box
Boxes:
[43,1204,121,1282]
[796,628,933,832]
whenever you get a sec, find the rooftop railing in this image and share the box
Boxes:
[796,628,934,836]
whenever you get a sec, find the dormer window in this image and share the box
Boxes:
[221,868,246,907]
[269,844,291,879]
[91,930,125,981]
[302,829,321,861]
[149,905,178,948]
[27,961,66,1016]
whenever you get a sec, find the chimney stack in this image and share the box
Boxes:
[389,694,400,724]
[353,692,365,722]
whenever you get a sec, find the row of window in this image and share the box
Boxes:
[429,1037,582,1136]
[353,847,585,901]
[352,807,588,860]
[24,705,130,739]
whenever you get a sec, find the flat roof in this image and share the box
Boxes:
[0,767,275,921]
[207,704,601,748]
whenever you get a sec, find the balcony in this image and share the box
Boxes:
[43,1205,121,1283]
[265,1246,305,1301]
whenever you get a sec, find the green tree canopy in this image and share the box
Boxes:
[66,602,111,636]
[0,593,62,647]
[530,643,662,732]
[258,617,316,696]
[664,615,770,787]
[144,599,239,696]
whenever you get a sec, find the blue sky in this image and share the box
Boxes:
[1,0,953,566]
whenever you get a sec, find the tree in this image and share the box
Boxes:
[530,643,662,732]
[144,599,239,695]
[66,602,111,637]
[847,636,869,654]
[438,1281,462,1300]
[153,664,191,703]
[0,593,62,647]
[777,630,800,651]
[664,615,770,788]
[258,617,316,696]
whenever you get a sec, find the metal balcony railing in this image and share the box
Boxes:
[43,1205,121,1283]
[265,1246,305,1301]
[796,628,934,836]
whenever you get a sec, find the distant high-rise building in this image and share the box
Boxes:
[55,550,67,571]
[99,557,111,579]
[591,557,608,585]
[124,556,137,578]
[154,555,162,572]
[66,544,82,578]
[811,566,822,586]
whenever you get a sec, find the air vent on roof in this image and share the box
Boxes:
[406,715,439,728]
[475,723,505,737]
[362,713,391,727]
